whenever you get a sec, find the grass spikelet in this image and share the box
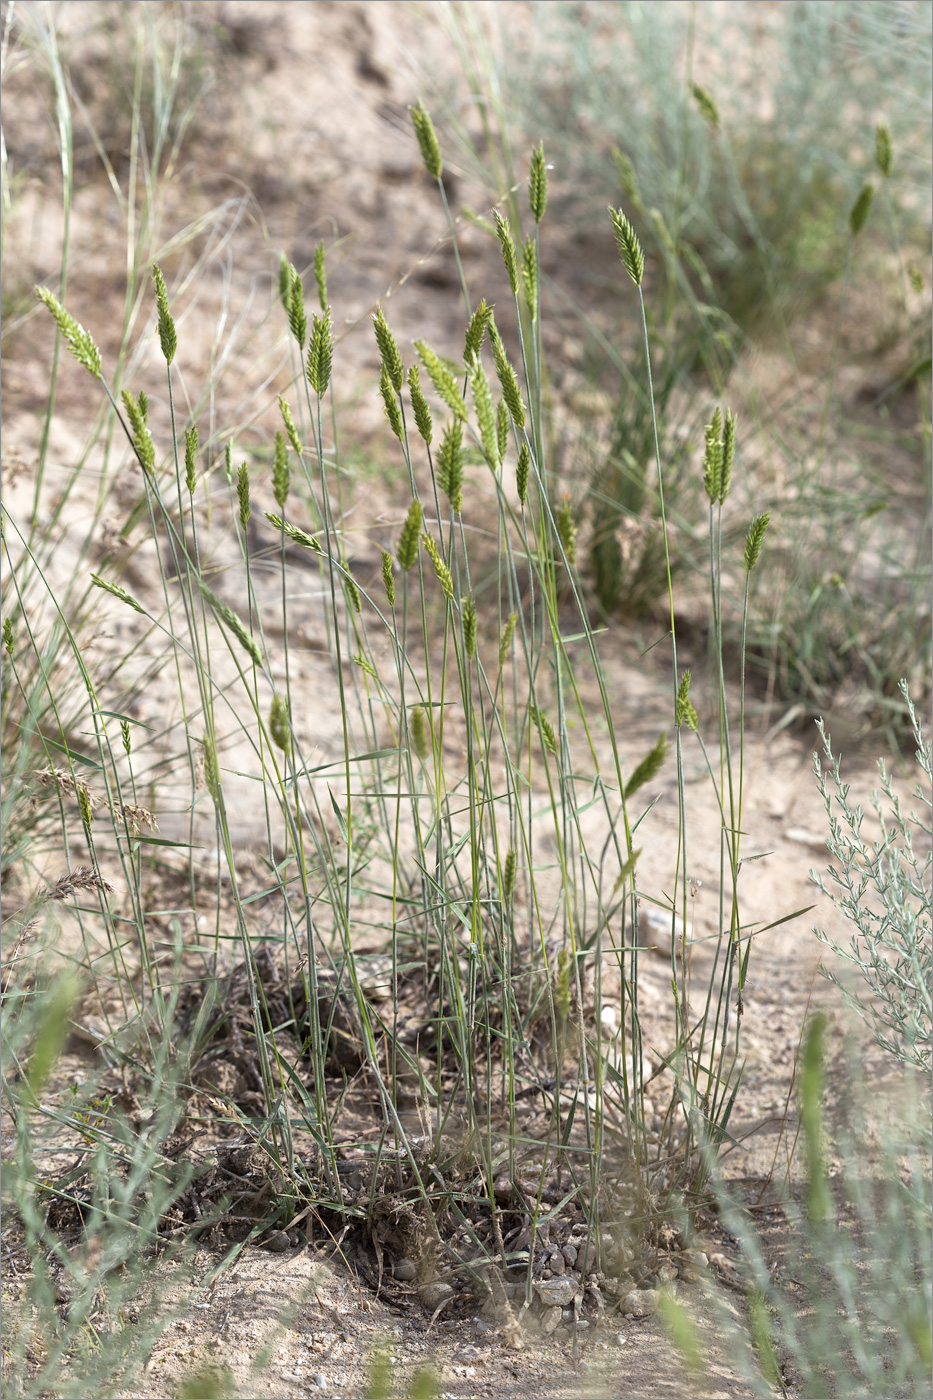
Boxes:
[3,618,13,655]
[47,866,114,901]
[623,732,667,800]
[397,499,422,570]
[531,703,558,756]
[676,671,698,731]
[489,322,526,430]
[703,408,724,502]
[744,512,770,572]
[278,397,302,457]
[503,849,517,902]
[264,512,321,552]
[554,946,571,1020]
[608,207,645,287]
[496,399,509,461]
[198,582,264,668]
[314,240,328,311]
[414,340,468,421]
[529,142,548,224]
[307,307,333,396]
[611,147,640,203]
[273,431,290,508]
[555,495,577,565]
[344,572,362,614]
[421,532,454,600]
[380,367,404,440]
[875,124,892,178]
[184,425,198,494]
[152,264,177,365]
[498,611,517,666]
[516,443,530,505]
[381,550,396,607]
[224,442,233,484]
[121,720,131,756]
[35,286,102,379]
[691,82,720,130]
[849,183,874,237]
[202,733,220,803]
[521,236,538,317]
[410,100,443,180]
[408,365,433,445]
[120,390,155,473]
[494,211,519,295]
[437,419,464,512]
[410,705,431,760]
[464,298,493,362]
[373,307,404,393]
[462,594,477,658]
[468,355,499,469]
[721,410,737,502]
[237,463,250,530]
[90,573,147,615]
[288,266,307,350]
[78,784,93,831]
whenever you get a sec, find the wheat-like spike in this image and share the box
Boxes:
[414,340,468,421]
[379,367,404,441]
[608,207,645,287]
[307,307,333,395]
[720,411,737,503]
[397,499,423,571]
[273,431,290,508]
[286,266,307,350]
[437,419,464,513]
[498,611,518,667]
[691,82,719,130]
[410,704,431,760]
[224,442,234,484]
[314,240,328,312]
[198,582,264,667]
[91,573,147,615]
[410,100,443,179]
[237,462,250,530]
[373,307,405,393]
[875,124,892,178]
[421,531,454,600]
[344,572,362,614]
[531,704,558,756]
[503,849,517,902]
[529,142,548,224]
[468,354,499,469]
[120,389,155,473]
[3,618,13,655]
[555,497,577,565]
[264,512,321,552]
[496,399,509,461]
[489,321,526,430]
[676,670,699,731]
[462,594,477,658]
[612,147,640,204]
[121,720,131,756]
[849,183,874,237]
[78,784,93,830]
[516,443,530,505]
[623,732,667,800]
[184,425,198,494]
[521,236,538,318]
[381,550,396,607]
[407,365,433,445]
[202,733,220,802]
[151,263,177,365]
[35,286,102,379]
[703,408,724,503]
[494,211,519,295]
[464,298,492,363]
[744,512,770,573]
[269,694,291,754]
[278,396,302,457]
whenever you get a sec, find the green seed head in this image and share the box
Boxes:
[421,531,454,600]
[288,266,307,350]
[410,100,443,180]
[516,443,530,505]
[496,398,509,461]
[408,365,433,445]
[224,442,233,484]
[120,389,155,473]
[152,264,177,364]
[381,550,396,608]
[521,236,538,318]
[875,124,892,178]
[691,82,719,130]
[410,704,431,761]
[743,512,770,572]
[184,424,198,494]
[676,670,698,731]
[503,849,517,902]
[121,720,131,756]
[380,367,404,441]
[373,307,404,394]
[397,498,423,571]
[269,694,291,755]
[202,734,220,803]
[414,340,467,421]
[35,286,102,379]
[3,617,14,655]
[78,784,93,831]
[278,396,302,457]
[849,183,874,237]
[494,211,519,296]
[464,298,493,362]
[612,147,640,204]
[468,355,499,469]
[307,307,333,396]
[531,704,558,756]
[314,241,328,312]
[498,611,517,667]
[702,408,724,503]
[344,572,362,614]
[437,418,464,513]
[273,430,290,509]
[265,512,321,552]
[608,207,645,287]
[489,322,526,431]
[90,573,146,615]
[462,594,477,658]
[237,462,250,530]
[556,496,577,566]
[529,142,548,224]
[720,411,736,503]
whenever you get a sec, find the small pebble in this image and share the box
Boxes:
[261,1230,292,1253]
[541,1305,562,1335]
[393,1258,417,1282]
[620,1287,657,1318]
[420,1281,454,1312]
[561,1244,577,1267]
